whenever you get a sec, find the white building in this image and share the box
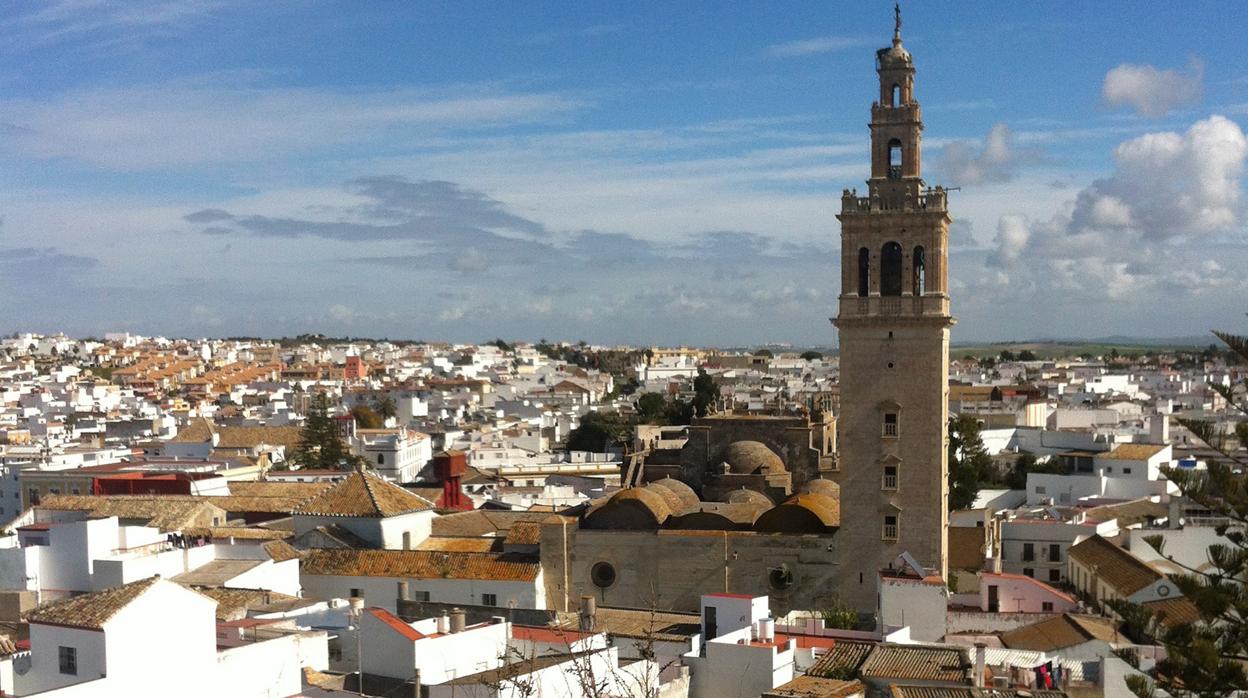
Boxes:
[683,593,794,698]
[291,470,437,550]
[17,576,328,697]
[354,427,432,483]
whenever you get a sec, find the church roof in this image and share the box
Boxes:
[293,470,435,518]
[720,440,784,475]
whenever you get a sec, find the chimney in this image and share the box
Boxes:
[449,608,466,634]
[761,618,775,642]
[437,612,450,634]
[974,642,987,688]
[579,596,596,633]
[411,669,421,698]
[263,590,271,605]
[397,581,410,604]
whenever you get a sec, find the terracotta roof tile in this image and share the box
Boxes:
[27,576,162,630]
[1068,535,1160,596]
[300,548,540,582]
[1000,613,1121,651]
[857,644,969,683]
[294,471,434,518]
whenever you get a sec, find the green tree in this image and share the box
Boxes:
[948,414,992,510]
[351,404,383,429]
[1018,349,1038,361]
[691,368,716,418]
[294,393,354,470]
[1114,326,1248,698]
[372,395,398,421]
[567,412,629,453]
[998,349,1017,362]
[753,348,774,358]
[636,393,668,424]
[800,350,823,361]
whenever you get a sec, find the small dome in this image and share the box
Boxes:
[724,488,774,507]
[878,39,911,66]
[801,479,840,498]
[642,482,686,516]
[720,441,784,475]
[647,477,700,513]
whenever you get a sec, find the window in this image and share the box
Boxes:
[1023,568,1034,578]
[857,248,870,297]
[882,515,898,540]
[413,590,430,602]
[769,566,794,590]
[1023,543,1034,562]
[1124,467,1132,475]
[880,242,903,296]
[882,465,898,490]
[58,646,77,676]
[891,83,900,107]
[1042,602,1054,612]
[1034,486,1046,495]
[883,413,898,437]
[912,246,925,296]
[349,588,362,599]
[591,562,617,589]
[887,139,903,179]
[1049,568,1062,583]
[1049,544,1061,562]
[377,453,385,465]
[482,593,498,606]
[70,487,80,495]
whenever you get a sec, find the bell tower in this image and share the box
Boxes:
[832,5,954,607]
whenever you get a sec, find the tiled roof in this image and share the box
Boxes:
[430,510,552,537]
[38,494,221,532]
[171,417,217,443]
[889,687,1067,698]
[262,539,302,562]
[228,481,332,500]
[999,613,1121,651]
[181,525,292,541]
[1141,597,1199,629]
[216,426,303,451]
[1084,498,1169,527]
[188,586,306,621]
[417,537,503,553]
[300,548,541,582]
[294,471,435,518]
[1101,443,1167,461]
[764,676,865,698]
[808,641,874,678]
[1068,535,1160,596]
[27,576,162,630]
[858,644,969,683]
[503,521,542,546]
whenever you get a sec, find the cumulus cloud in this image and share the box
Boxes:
[1102,61,1204,117]
[983,115,1247,304]
[939,124,1034,185]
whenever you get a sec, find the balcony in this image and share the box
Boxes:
[840,188,948,213]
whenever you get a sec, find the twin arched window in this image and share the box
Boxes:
[859,243,929,297]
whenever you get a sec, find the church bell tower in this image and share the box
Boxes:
[832,6,954,602]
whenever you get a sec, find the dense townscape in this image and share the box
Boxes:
[4,8,1248,698]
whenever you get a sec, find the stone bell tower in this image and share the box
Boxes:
[832,5,954,605]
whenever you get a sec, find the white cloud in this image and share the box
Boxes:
[764,36,870,58]
[0,81,586,168]
[938,124,1033,186]
[1102,61,1203,117]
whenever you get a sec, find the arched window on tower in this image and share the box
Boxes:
[891,84,901,107]
[881,242,903,296]
[857,247,870,297]
[912,245,926,296]
[888,139,903,180]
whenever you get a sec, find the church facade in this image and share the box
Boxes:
[831,10,954,597]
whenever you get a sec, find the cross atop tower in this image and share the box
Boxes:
[894,3,902,41]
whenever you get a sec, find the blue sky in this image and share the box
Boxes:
[2,1,1246,346]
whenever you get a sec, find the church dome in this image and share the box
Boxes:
[724,488,774,506]
[647,477,700,514]
[878,39,910,65]
[719,441,784,475]
[801,478,840,498]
